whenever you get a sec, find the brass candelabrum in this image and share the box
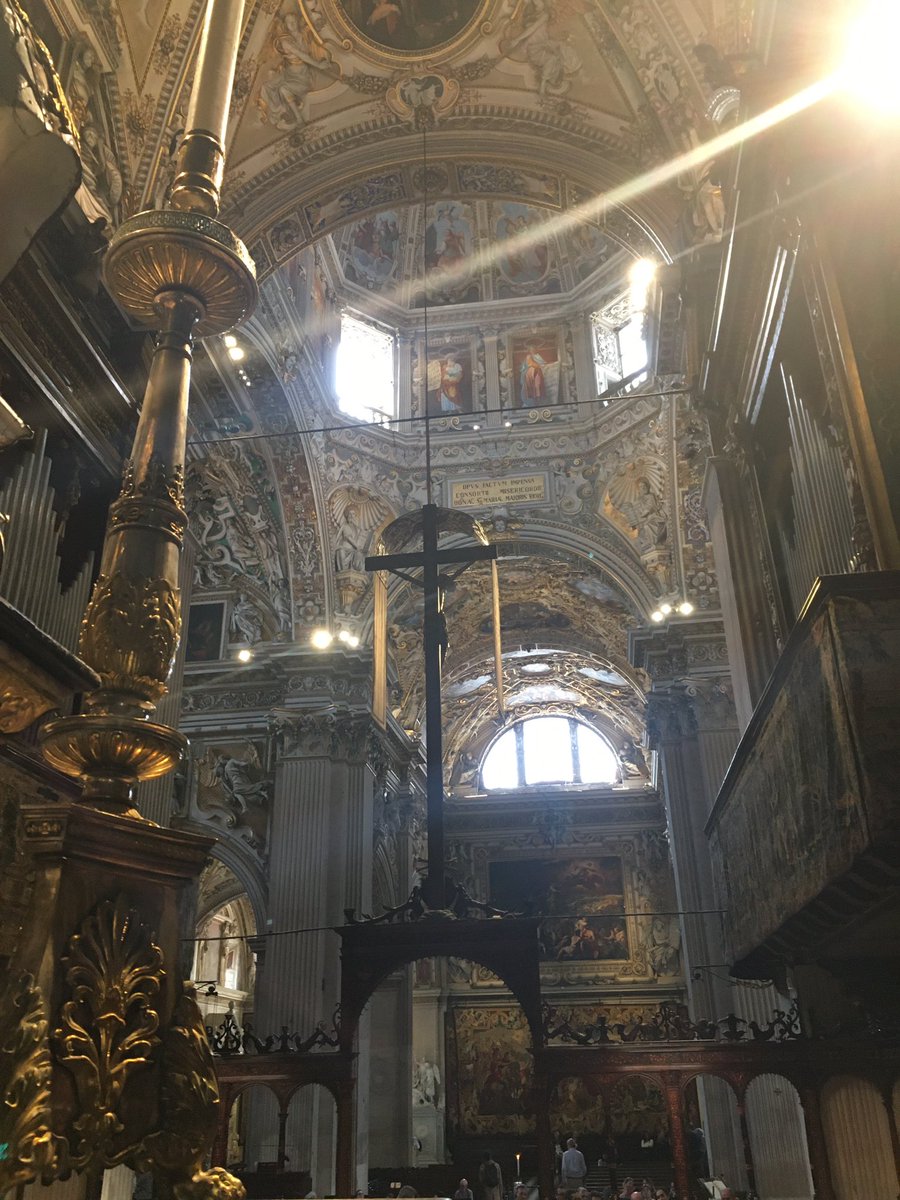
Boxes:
[39,0,256,818]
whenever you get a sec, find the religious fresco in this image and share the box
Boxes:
[185,602,226,663]
[426,346,474,417]
[446,1006,534,1136]
[568,222,616,282]
[335,0,483,53]
[255,11,338,132]
[418,200,480,305]
[489,857,629,962]
[343,210,402,290]
[494,203,555,288]
[510,334,561,408]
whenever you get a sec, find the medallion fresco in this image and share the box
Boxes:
[335,0,483,53]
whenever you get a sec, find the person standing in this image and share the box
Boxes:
[479,1151,503,1200]
[561,1139,587,1191]
[454,1179,474,1200]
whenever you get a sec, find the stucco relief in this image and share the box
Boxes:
[178,739,273,861]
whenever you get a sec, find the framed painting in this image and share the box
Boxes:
[185,601,226,663]
[489,856,629,962]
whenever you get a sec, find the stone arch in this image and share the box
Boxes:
[194,833,268,935]
[227,135,677,284]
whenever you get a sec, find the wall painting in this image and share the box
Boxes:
[510,334,561,408]
[489,856,628,962]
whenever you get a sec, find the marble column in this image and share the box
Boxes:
[250,704,376,1192]
[482,328,502,426]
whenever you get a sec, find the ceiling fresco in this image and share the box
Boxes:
[51,0,734,764]
[326,198,623,314]
[53,0,750,262]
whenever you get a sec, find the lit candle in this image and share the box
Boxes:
[516,1152,521,1178]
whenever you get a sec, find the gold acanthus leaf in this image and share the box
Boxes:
[0,974,58,1191]
[139,984,246,1200]
[54,897,164,1170]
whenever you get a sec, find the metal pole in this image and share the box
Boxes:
[421,502,445,907]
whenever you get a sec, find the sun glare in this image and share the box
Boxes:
[839,0,900,115]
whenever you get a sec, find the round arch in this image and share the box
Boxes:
[338,918,544,1054]
[224,134,678,280]
[192,830,269,935]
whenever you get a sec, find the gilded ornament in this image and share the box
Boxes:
[79,574,181,703]
[0,974,58,1191]
[103,210,258,338]
[139,985,245,1200]
[54,897,164,1169]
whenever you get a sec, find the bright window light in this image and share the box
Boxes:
[481,725,519,790]
[591,289,648,393]
[335,314,394,422]
[480,716,618,790]
[576,722,617,784]
[523,716,574,785]
[840,1,900,115]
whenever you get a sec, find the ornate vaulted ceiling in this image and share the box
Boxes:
[55,0,737,758]
[67,0,748,258]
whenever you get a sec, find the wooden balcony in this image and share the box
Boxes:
[706,572,900,976]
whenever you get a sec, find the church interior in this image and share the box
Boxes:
[0,1,898,1199]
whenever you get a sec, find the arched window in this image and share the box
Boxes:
[480,715,618,790]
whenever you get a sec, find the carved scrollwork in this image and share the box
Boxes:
[54,898,164,1169]
[0,974,58,1191]
[79,574,181,702]
[139,984,245,1200]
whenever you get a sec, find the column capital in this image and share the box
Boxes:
[630,616,729,685]
[270,707,372,761]
[646,676,736,745]
[646,689,698,745]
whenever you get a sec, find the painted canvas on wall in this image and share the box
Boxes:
[426,345,474,417]
[511,334,561,408]
[489,856,628,962]
[185,602,225,662]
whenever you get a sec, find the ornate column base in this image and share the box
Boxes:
[0,800,243,1200]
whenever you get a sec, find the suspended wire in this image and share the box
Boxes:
[182,907,726,944]
[186,385,690,448]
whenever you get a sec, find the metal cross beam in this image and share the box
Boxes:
[366,503,497,908]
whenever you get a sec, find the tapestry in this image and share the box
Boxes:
[489,856,629,962]
[446,1006,534,1136]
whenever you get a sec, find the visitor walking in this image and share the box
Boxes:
[561,1139,587,1190]
[478,1151,503,1200]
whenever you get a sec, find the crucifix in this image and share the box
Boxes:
[366,502,497,909]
